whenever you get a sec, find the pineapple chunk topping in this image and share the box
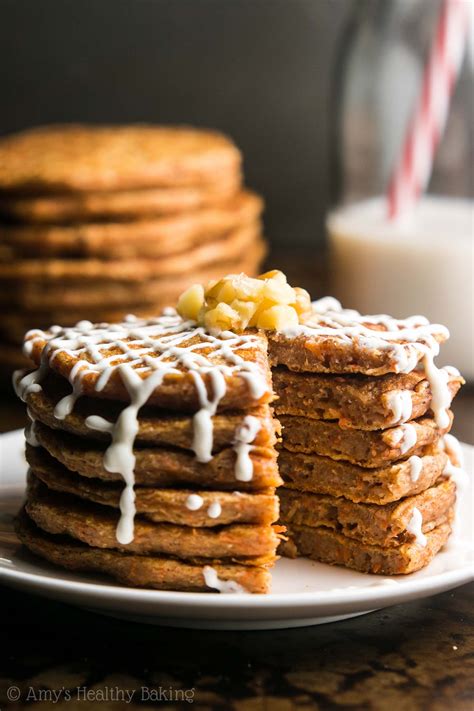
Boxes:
[177,270,311,332]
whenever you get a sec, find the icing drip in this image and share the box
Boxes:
[85,415,114,434]
[408,455,423,483]
[207,501,222,519]
[233,415,261,482]
[203,565,248,594]
[25,422,39,447]
[54,371,85,420]
[191,368,227,462]
[13,363,48,402]
[423,352,451,428]
[24,407,39,447]
[17,313,267,544]
[443,433,464,468]
[186,494,204,511]
[406,507,427,547]
[386,390,413,424]
[288,300,456,428]
[442,434,469,496]
[389,423,417,455]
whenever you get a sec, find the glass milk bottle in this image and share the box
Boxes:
[328,0,473,378]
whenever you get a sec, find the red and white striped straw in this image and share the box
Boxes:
[387,0,470,220]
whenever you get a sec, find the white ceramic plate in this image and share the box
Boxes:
[1,429,472,630]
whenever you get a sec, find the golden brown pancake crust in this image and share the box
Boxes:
[268,330,448,376]
[0,222,261,279]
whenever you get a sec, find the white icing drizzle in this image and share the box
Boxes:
[440,434,469,547]
[25,421,39,447]
[232,415,261,482]
[394,423,418,455]
[191,368,227,463]
[386,390,413,424]
[24,407,39,447]
[203,565,248,594]
[422,352,451,428]
[408,455,423,483]
[207,501,222,519]
[185,494,204,511]
[85,415,114,434]
[16,314,268,544]
[442,434,469,496]
[406,507,427,547]
[443,433,464,468]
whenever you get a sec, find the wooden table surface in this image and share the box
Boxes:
[1,257,473,710]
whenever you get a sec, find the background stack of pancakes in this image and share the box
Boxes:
[0,124,266,382]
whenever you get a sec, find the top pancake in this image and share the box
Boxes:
[269,297,450,375]
[0,125,241,193]
[21,311,273,410]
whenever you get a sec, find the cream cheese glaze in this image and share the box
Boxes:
[406,507,427,547]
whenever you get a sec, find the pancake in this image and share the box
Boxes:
[273,366,462,430]
[279,446,448,504]
[0,241,267,309]
[0,191,262,259]
[24,374,279,450]
[22,314,273,410]
[0,124,241,193]
[268,298,448,376]
[27,427,281,490]
[279,478,455,546]
[0,222,261,280]
[25,480,281,560]
[16,511,271,592]
[279,413,452,467]
[28,469,279,527]
[0,177,241,223]
[13,275,463,589]
[280,516,453,575]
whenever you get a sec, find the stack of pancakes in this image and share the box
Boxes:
[271,299,464,574]
[15,313,282,593]
[0,124,266,381]
[14,288,465,592]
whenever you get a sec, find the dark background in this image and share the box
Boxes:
[0,0,351,251]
